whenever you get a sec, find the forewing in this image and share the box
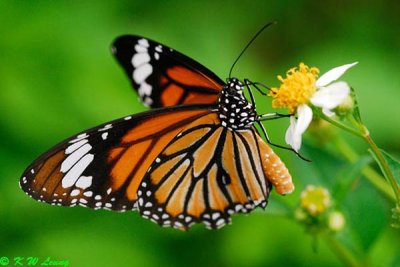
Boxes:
[112,35,224,108]
[20,105,214,212]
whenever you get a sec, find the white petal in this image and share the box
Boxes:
[285,116,296,147]
[285,117,301,152]
[285,105,313,152]
[294,104,313,137]
[316,62,358,87]
[310,81,350,109]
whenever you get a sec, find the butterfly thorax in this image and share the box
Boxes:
[218,78,257,130]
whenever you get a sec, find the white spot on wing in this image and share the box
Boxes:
[83,191,93,197]
[138,38,150,47]
[101,132,108,140]
[61,144,92,173]
[98,124,112,131]
[133,64,153,84]
[75,175,93,189]
[132,52,150,67]
[69,133,89,143]
[155,45,163,52]
[65,139,88,154]
[216,218,225,228]
[71,189,80,197]
[212,213,220,220]
[61,154,94,188]
[139,81,152,96]
[144,96,153,106]
[134,44,147,53]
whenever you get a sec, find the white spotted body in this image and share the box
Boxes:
[217,78,256,130]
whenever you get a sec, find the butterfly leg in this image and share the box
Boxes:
[244,79,271,96]
[243,78,258,108]
[256,121,310,161]
[258,112,292,121]
[244,79,309,161]
[244,79,292,120]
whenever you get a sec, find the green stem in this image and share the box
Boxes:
[318,109,400,205]
[322,232,364,267]
[317,110,363,138]
[334,138,395,201]
[364,134,400,204]
[346,116,400,204]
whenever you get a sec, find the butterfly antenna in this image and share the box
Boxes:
[228,21,277,78]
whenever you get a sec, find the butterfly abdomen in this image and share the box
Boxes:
[218,78,256,130]
[254,134,294,195]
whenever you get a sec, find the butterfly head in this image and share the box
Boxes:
[218,78,257,130]
[225,77,243,92]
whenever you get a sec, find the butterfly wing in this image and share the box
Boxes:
[112,35,224,108]
[20,105,215,212]
[136,114,292,230]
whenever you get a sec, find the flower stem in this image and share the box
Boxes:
[346,116,400,205]
[364,134,400,204]
[318,109,400,205]
[334,138,395,201]
[316,110,363,138]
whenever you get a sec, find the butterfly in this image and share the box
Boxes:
[19,33,294,230]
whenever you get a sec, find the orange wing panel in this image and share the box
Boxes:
[167,66,222,90]
[161,84,185,107]
[109,109,213,201]
[122,110,209,143]
[187,180,206,217]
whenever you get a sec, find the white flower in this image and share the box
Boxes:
[285,62,358,151]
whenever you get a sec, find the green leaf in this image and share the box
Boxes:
[344,181,387,252]
[350,87,363,123]
[332,156,373,204]
[380,149,400,185]
[369,149,400,228]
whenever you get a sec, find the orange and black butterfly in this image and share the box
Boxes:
[20,33,294,230]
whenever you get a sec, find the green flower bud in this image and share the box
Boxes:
[328,211,346,231]
[334,95,354,117]
[300,185,331,216]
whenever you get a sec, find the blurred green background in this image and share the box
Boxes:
[1,1,400,266]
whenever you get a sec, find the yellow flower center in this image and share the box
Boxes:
[268,63,319,113]
[300,185,331,216]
